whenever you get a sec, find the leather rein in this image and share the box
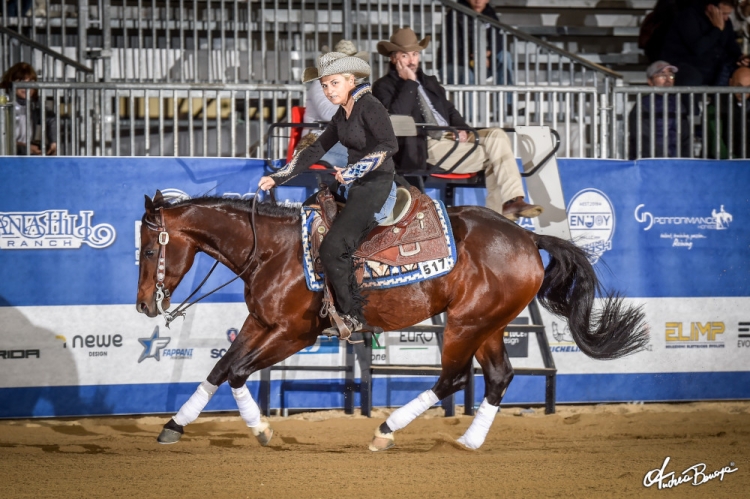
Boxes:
[143,190,263,327]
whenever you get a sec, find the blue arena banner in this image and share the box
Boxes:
[1,156,749,417]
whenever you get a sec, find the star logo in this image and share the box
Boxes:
[138,326,171,363]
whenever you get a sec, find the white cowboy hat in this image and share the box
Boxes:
[302,52,371,83]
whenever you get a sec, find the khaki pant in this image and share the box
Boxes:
[426,128,523,214]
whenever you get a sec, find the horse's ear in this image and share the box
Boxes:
[153,190,165,207]
[144,194,155,213]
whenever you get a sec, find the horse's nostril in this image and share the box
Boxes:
[138,302,148,313]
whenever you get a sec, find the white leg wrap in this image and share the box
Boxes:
[457,398,499,450]
[385,390,439,432]
[231,384,261,429]
[173,381,218,427]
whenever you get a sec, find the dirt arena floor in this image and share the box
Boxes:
[1,401,749,498]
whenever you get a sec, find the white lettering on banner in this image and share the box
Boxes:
[643,457,738,489]
[566,189,615,264]
[634,204,733,249]
[0,210,116,250]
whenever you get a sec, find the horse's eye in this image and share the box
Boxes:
[144,250,155,258]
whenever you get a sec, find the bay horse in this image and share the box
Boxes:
[136,191,647,451]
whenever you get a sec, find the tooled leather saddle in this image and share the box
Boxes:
[309,184,452,284]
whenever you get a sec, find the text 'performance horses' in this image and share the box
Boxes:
[136,192,647,451]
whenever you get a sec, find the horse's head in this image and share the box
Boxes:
[136,191,197,317]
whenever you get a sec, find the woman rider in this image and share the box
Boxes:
[258,52,398,337]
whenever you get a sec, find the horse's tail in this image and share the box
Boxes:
[533,233,649,360]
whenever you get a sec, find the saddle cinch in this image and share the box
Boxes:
[309,184,451,283]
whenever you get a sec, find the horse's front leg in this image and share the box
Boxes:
[157,312,316,445]
[155,320,252,444]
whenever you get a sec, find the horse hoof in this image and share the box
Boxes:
[251,421,274,447]
[368,427,395,452]
[157,428,183,444]
[157,419,184,444]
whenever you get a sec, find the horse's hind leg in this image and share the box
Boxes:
[369,335,475,452]
[456,330,513,449]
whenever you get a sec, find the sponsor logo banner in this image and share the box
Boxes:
[0,210,115,250]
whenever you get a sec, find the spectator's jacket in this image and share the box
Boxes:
[372,64,468,172]
[441,0,504,76]
[13,97,57,155]
[707,96,750,159]
[660,5,741,84]
[627,94,692,159]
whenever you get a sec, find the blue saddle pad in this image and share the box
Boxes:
[300,199,457,292]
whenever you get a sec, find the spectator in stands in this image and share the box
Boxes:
[258,52,398,337]
[628,61,693,159]
[0,62,57,155]
[372,27,541,221]
[298,40,369,167]
[708,66,750,157]
[661,0,750,86]
[639,0,684,63]
[441,0,513,85]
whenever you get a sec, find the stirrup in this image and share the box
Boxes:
[322,314,361,339]
[322,314,383,343]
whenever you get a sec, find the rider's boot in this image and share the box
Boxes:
[322,313,382,340]
[322,313,362,339]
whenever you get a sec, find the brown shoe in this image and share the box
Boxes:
[502,197,543,221]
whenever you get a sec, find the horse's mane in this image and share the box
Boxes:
[162,196,300,220]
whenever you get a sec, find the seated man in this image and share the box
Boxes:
[372,27,541,221]
[297,40,369,167]
[628,61,693,159]
[709,66,750,158]
[660,0,749,86]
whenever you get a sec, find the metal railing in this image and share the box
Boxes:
[444,85,601,158]
[264,85,600,160]
[10,80,305,156]
[0,25,94,82]
[356,0,621,89]
[2,0,619,88]
[1,1,89,80]
[611,86,750,160]
[10,81,750,163]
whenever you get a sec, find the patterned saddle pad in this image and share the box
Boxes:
[300,192,457,291]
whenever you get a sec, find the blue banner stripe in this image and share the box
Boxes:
[1,157,749,306]
[2,372,749,418]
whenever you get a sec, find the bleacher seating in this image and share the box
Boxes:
[496,0,655,84]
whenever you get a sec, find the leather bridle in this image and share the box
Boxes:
[141,191,262,327]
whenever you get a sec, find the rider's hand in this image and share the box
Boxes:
[457,130,469,143]
[258,176,276,191]
[333,166,346,184]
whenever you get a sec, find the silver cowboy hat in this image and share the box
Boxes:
[376,27,431,57]
[302,52,371,83]
[320,39,370,62]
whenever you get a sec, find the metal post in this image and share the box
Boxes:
[0,99,14,155]
[344,339,355,415]
[342,0,352,40]
[528,299,556,414]
[259,367,272,417]
[356,332,373,417]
